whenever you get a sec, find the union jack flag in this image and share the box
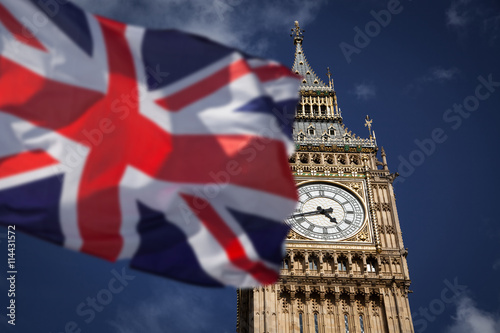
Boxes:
[0,0,299,287]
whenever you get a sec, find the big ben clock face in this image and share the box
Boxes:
[286,182,366,241]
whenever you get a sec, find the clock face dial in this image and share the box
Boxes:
[286,183,366,241]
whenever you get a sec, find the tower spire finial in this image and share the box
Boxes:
[326,67,334,89]
[365,115,373,140]
[290,20,305,44]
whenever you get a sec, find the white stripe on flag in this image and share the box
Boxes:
[0,112,86,251]
[117,167,294,287]
[0,0,108,93]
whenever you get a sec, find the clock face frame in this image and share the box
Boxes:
[286,182,367,241]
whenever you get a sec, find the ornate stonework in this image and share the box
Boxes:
[343,182,364,197]
[237,21,414,333]
[343,225,370,243]
[287,229,310,241]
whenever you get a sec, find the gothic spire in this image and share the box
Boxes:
[291,21,329,91]
[290,21,376,149]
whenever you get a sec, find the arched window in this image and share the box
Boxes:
[309,259,318,271]
[299,313,304,333]
[351,255,363,274]
[329,127,335,135]
[359,315,365,333]
[312,104,319,115]
[366,259,377,273]
[314,313,319,333]
[308,126,315,135]
[321,105,327,113]
[338,260,347,272]
[282,259,289,270]
[344,314,350,333]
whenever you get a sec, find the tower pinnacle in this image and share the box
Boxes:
[290,20,304,44]
[365,115,373,139]
[291,21,328,90]
[326,67,334,89]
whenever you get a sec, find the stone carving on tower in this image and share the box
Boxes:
[237,21,414,333]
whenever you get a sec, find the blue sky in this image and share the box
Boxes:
[1,0,500,332]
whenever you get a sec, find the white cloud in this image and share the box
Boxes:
[446,0,471,28]
[71,0,327,56]
[446,7,469,28]
[445,0,500,45]
[444,296,500,333]
[353,83,376,101]
[404,66,460,97]
[422,67,460,83]
[483,15,500,45]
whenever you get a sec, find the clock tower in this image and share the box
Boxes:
[237,22,414,333]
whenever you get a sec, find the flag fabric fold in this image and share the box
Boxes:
[0,0,299,287]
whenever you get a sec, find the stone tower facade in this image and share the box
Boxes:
[237,22,414,333]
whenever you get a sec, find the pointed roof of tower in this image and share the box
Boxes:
[291,21,329,91]
[290,21,377,150]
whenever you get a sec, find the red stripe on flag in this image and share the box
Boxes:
[0,150,58,178]
[155,58,252,112]
[133,134,297,201]
[181,193,279,285]
[0,4,47,52]
[76,18,131,261]
[252,63,298,83]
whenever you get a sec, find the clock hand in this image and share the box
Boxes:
[320,210,337,224]
[291,206,332,218]
[291,210,324,218]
